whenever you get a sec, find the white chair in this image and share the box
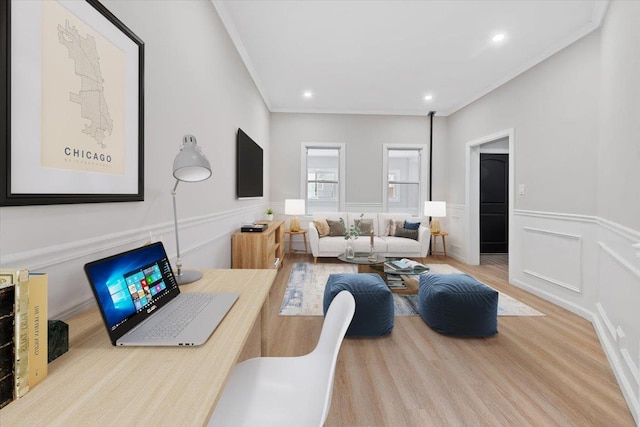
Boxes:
[208,290,356,427]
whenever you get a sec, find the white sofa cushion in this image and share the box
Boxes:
[309,212,428,259]
[318,236,351,254]
[384,236,421,253]
[313,212,347,222]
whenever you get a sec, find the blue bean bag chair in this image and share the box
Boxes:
[418,274,498,337]
[323,273,394,336]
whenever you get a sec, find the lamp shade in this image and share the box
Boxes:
[424,201,446,218]
[173,135,212,182]
[284,199,306,216]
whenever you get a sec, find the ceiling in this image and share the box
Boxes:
[213,1,608,116]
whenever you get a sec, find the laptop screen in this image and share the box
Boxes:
[85,242,180,342]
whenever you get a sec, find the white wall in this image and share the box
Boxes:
[447,32,600,215]
[593,1,640,421]
[0,0,270,318]
[269,112,448,214]
[446,1,640,421]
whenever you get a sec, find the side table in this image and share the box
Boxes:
[430,231,448,257]
[284,229,308,256]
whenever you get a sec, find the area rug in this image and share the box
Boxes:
[279,262,544,317]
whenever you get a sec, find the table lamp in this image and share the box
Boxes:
[172,134,212,285]
[424,201,446,234]
[284,199,305,232]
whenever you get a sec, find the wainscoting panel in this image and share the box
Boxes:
[3,205,265,319]
[521,226,583,293]
[594,238,640,421]
[445,204,465,262]
[510,211,597,320]
[512,210,640,423]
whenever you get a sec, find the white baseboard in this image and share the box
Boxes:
[592,312,640,423]
[511,278,593,321]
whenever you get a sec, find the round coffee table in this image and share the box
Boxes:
[337,252,386,271]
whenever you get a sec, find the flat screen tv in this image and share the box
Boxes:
[236,128,263,199]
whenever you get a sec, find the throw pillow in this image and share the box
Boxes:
[383,219,393,236]
[394,227,419,240]
[355,218,374,236]
[326,219,345,237]
[404,220,421,230]
[313,219,330,237]
[386,219,405,236]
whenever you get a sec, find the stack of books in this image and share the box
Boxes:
[386,275,408,290]
[384,259,429,289]
[0,269,48,409]
[384,258,429,273]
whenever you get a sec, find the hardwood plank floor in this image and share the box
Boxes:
[266,254,634,426]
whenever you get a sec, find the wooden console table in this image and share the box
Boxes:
[232,220,285,269]
[0,269,276,426]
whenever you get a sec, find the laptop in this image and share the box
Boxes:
[84,242,238,346]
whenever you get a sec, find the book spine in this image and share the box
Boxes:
[13,269,30,399]
[0,280,15,409]
[28,274,48,388]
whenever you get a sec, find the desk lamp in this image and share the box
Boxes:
[424,201,446,234]
[172,135,211,285]
[284,199,305,232]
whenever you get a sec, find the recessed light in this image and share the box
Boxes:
[424,94,433,101]
[492,33,505,43]
[303,91,313,99]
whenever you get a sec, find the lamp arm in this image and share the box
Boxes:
[171,179,182,277]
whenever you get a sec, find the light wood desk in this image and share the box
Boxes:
[0,269,276,426]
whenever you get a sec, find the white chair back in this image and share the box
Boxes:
[311,291,356,425]
[208,290,355,427]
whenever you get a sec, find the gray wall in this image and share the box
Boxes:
[445,1,640,420]
[594,1,640,420]
[447,30,600,214]
[269,112,449,212]
[597,1,640,230]
[0,0,270,318]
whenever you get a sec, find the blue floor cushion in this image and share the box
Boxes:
[418,274,498,337]
[323,273,394,337]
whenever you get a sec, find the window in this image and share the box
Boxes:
[307,170,337,200]
[383,146,428,215]
[301,144,345,213]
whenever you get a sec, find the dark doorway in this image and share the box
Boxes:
[480,154,508,253]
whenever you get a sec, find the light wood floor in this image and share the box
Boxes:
[266,253,634,426]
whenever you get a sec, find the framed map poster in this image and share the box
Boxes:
[0,0,144,206]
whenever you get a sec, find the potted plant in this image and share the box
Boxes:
[265,208,274,221]
[339,214,363,259]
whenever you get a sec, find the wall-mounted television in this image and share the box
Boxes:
[236,128,263,199]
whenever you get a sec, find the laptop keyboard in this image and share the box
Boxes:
[140,293,216,340]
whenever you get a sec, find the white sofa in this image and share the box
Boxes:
[308,212,429,262]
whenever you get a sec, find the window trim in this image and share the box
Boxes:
[382,144,429,214]
[301,142,346,211]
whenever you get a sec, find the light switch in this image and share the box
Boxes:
[519,184,526,195]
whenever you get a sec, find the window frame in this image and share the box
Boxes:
[300,142,346,212]
[382,144,429,214]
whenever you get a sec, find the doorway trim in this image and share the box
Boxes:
[465,128,514,278]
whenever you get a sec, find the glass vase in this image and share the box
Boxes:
[345,239,355,259]
[368,244,376,262]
